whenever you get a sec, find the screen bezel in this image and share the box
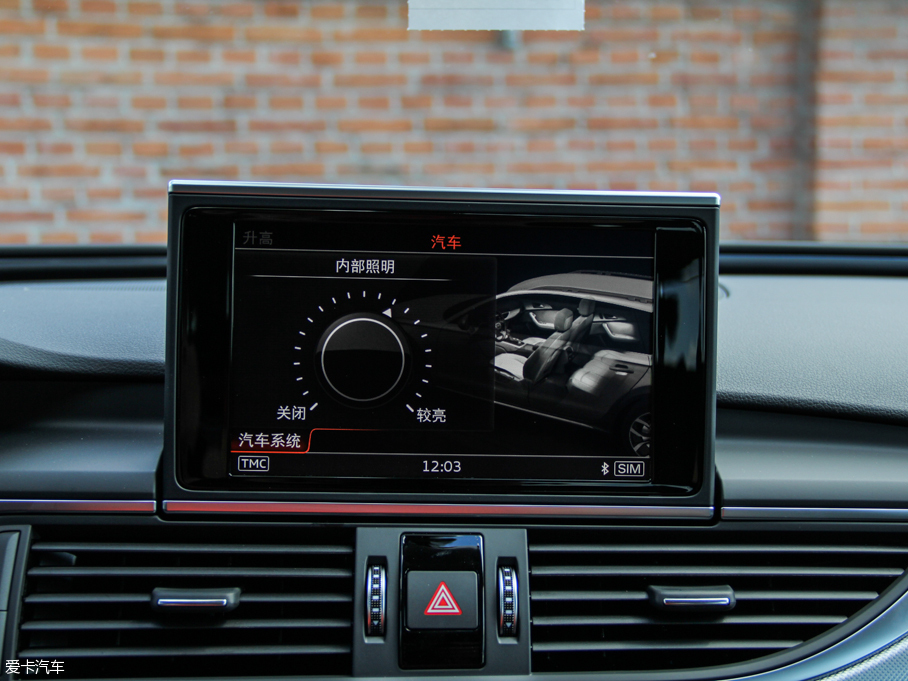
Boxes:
[165,187,716,507]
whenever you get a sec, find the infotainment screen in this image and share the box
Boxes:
[228,216,653,483]
[167,183,717,505]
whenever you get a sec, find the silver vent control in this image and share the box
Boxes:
[498,566,518,637]
[365,564,386,636]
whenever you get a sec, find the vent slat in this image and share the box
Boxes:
[24,592,354,605]
[532,590,648,602]
[21,618,351,632]
[735,590,879,602]
[533,614,847,627]
[530,544,908,556]
[28,566,352,578]
[532,565,903,578]
[533,640,803,653]
[18,644,351,658]
[31,542,352,555]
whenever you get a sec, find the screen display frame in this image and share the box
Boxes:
[164,183,718,511]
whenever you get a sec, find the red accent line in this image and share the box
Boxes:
[231,428,378,455]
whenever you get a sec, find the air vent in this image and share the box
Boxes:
[528,529,908,674]
[17,525,355,679]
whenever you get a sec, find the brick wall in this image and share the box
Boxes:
[0,0,905,244]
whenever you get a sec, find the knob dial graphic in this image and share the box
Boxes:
[315,312,411,406]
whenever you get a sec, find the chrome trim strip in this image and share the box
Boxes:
[163,500,713,518]
[664,597,731,607]
[168,180,721,207]
[722,506,908,521]
[156,598,228,607]
[0,499,155,513]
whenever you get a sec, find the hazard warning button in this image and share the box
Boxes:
[406,571,478,630]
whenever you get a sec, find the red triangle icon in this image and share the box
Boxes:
[424,581,462,616]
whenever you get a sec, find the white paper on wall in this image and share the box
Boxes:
[408,0,584,31]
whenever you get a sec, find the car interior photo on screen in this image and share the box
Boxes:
[2,2,908,681]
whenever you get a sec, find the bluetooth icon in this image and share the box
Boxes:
[601,462,610,476]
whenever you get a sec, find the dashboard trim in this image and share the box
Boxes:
[162,500,714,518]
[0,499,155,513]
[168,180,721,206]
[722,506,908,521]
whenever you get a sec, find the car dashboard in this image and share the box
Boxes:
[1,234,908,681]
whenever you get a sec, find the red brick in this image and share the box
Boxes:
[82,46,118,61]
[0,116,51,130]
[588,118,658,130]
[508,162,574,173]
[81,0,115,11]
[588,28,658,42]
[672,73,737,86]
[158,120,236,132]
[153,25,234,40]
[588,160,656,172]
[224,49,255,63]
[0,232,28,243]
[155,72,234,86]
[818,71,894,83]
[177,49,210,63]
[249,120,325,132]
[69,209,145,221]
[34,0,68,11]
[753,30,796,44]
[339,119,411,132]
[335,74,406,87]
[866,94,908,106]
[402,95,431,109]
[0,142,24,154]
[507,74,575,86]
[179,143,214,156]
[822,27,897,39]
[310,3,343,19]
[20,163,100,176]
[269,96,303,110]
[159,164,238,178]
[40,231,79,243]
[0,69,49,83]
[419,30,495,43]
[178,96,213,109]
[133,142,168,156]
[128,2,162,14]
[58,21,142,37]
[335,27,407,41]
[62,71,141,85]
[132,96,166,109]
[819,115,893,128]
[671,116,738,130]
[589,73,659,86]
[424,118,495,132]
[671,29,741,43]
[749,200,796,212]
[250,163,324,176]
[610,49,638,64]
[360,96,390,109]
[86,187,122,200]
[512,118,575,131]
[34,44,68,59]
[667,159,737,171]
[312,51,343,65]
[246,26,321,41]
[135,230,167,244]
[648,94,676,107]
[404,141,432,153]
[356,4,386,19]
[0,19,44,34]
[224,95,256,109]
[315,141,347,154]
[85,141,121,155]
[422,74,493,87]
[37,141,73,154]
[361,142,392,153]
[246,73,320,87]
[264,2,298,17]
[66,119,143,132]
[355,51,386,65]
[442,95,470,107]
[399,52,429,64]
[130,48,164,61]
[225,141,257,154]
[570,50,599,65]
